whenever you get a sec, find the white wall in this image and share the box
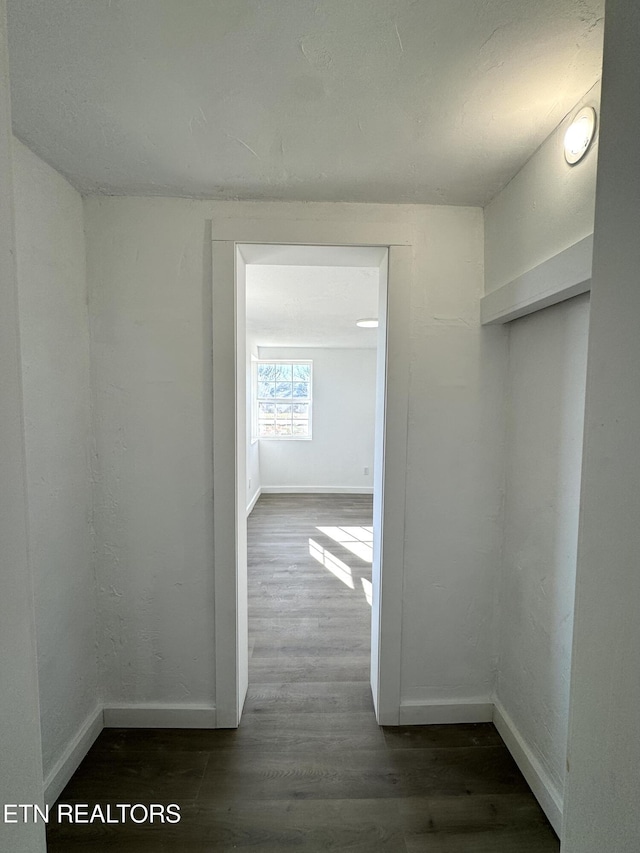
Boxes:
[563,1,640,848]
[258,346,376,492]
[12,138,99,786]
[84,198,506,719]
[485,81,600,294]
[497,294,589,803]
[0,3,46,848]
[246,330,261,512]
[483,81,600,833]
[86,200,216,711]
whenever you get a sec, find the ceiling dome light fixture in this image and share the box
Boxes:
[564,106,597,165]
[356,318,379,328]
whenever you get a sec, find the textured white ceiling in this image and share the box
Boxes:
[246,264,379,349]
[7,0,603,205]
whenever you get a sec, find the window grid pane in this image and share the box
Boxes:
[293,363,311,381]
[275,381,293,398]
[275,363,293,381]
[256,361,311,438]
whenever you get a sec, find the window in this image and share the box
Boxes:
[254,360,312,439]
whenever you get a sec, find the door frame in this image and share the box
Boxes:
[211,217,412,727]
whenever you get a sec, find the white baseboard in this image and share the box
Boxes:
[42,694,561,841]
[398,700,494,725]
[261,486,374,495]
[247,487,262,516]
[103,704,217,729]
[493,699,562,837]
[44,704,104,806]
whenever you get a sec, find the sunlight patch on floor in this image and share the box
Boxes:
[361,577,373,606]
[308,537,355,589]
[316,525,373,563]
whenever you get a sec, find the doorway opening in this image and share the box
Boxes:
[211,235,412,729]
[240,246,383,714]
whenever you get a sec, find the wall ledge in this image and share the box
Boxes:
[493,699,563,837]
[44,704,104,806]
[481,235,593,325]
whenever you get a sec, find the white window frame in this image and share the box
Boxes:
[253,359,313,441]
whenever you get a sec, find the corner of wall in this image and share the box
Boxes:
[83,194,103,722]
[493,700,562,837]
[44,705,104,807]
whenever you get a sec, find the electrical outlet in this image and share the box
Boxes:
[364,467,369,475]
[248,478,252,490]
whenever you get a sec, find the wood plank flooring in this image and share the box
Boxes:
[47,494,559,851]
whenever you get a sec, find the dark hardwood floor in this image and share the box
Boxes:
[47,494,559,851]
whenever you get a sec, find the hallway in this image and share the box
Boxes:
[47,495,559,851]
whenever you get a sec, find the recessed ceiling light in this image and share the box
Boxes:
[356,318,379,328]
[564,107,597,165]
